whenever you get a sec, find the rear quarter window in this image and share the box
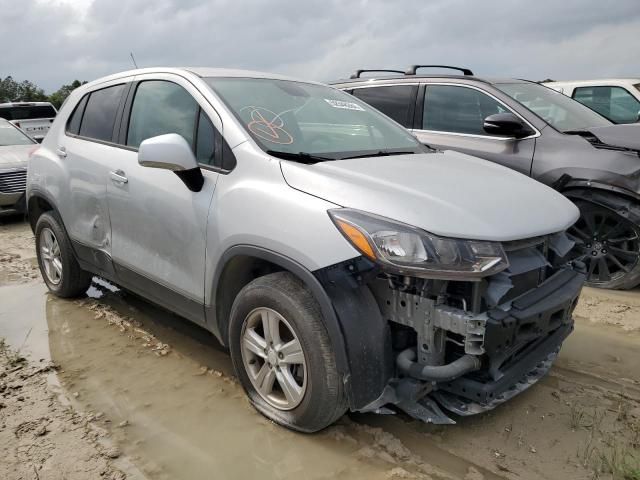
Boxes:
[66,95,89,135]
[78,84,126,142]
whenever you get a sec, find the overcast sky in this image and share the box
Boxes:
[1,0,639,93]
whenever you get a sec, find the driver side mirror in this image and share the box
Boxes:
[483,113,535,139]
[138,133,204,192]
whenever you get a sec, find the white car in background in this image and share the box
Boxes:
[0,102,58,142]
[545,79,640,124]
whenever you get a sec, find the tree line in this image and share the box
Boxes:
[0,76,87,109]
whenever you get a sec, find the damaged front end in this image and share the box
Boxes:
[319,216,586,424]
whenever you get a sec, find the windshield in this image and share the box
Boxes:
[0,105,56,121]
[205,78,424,160]
[0,122,35,146]
[496,82,612,132]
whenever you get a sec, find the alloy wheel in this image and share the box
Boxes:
[569,204,640,286]
[40,227,63,285]
[240,307,307,410]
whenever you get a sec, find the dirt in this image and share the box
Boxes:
[0,339,142,479]
[1,217,639,480]
[0,217,40,286]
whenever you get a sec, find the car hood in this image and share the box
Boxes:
[580,124,640,151]
[280,151,579,242]
[0,145,31,169]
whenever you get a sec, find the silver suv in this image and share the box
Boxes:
[27,68,584,432]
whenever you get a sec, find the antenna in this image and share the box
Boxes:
[130,52,139,69]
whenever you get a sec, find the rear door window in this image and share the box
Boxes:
[573,86,640,124]
[351,85,417,128]
[78,85,126,142]
[423,85,510,135]
[126,81,198,149]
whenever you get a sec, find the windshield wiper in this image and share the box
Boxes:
[340,149,417,160]
[266,150,335,164]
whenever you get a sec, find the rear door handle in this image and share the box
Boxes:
[110,170,128,184]
[56,147,67,158]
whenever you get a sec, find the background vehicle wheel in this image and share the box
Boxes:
[569,200,640,289]
[228,272,347,432]
[35,212,92,297]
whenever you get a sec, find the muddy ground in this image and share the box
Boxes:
[1,216,639,480]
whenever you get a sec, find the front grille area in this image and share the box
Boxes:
[0,169,27,194]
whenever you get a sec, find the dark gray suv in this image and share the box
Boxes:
[332,66,640,289]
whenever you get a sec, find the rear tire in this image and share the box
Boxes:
[35,212,92,297]
[569,200,640,290]
[228,272,347,432]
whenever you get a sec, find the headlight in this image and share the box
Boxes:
[329,209,509,279]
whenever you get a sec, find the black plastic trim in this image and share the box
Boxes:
[440,268,584,404]
[414,84,426,130]
[314,257,394,409]
[112,261,206,326]
[405,65,474,76]
[350,69,405,79]
[441,324,572,404]
[208,246,354,397]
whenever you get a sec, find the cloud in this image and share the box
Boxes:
[1,0,638,92]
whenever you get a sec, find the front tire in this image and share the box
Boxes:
[228,272,347,432]
[569,200,640,289]
[35,212,92,297]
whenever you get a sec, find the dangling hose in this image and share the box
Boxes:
[396,348,481,382]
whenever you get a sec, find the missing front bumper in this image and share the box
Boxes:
[365,267,584,423]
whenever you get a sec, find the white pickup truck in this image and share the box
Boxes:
[544,79,640,124]
[0,102,57,142]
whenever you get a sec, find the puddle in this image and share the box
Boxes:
[40,283,457,480]
[0,282,50,361]
[1,275,639,480]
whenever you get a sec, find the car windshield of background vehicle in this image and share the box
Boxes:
[573,86,640,124]
[0,105,56,121]
[0,122,35,146]
[496,83,611,132]
[205,78,424,160]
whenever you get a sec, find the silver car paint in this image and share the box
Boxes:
[0,144,31,209]
[0,145,32,168]
[281,151,578,242]
[30,67,578,308]
[29,69,360,306]
[0,119,34,211]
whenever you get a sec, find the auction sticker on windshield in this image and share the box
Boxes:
[324,99,365,111]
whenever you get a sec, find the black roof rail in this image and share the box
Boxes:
[350,69,405,79]
[405,65,474,76]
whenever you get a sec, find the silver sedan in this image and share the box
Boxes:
[0,118,35,216]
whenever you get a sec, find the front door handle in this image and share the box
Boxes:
[56,146,67,158]
[110,170,128,184]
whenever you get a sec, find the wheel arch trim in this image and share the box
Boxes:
[208,245,350,375]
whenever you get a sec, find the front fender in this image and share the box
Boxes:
[209,246,393,410]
